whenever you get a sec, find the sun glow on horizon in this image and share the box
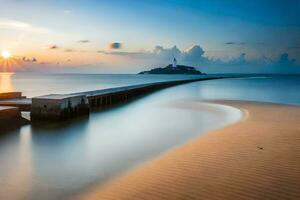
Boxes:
[0,50,23,72]
[1,50,12,59]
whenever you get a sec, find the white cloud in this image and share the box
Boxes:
[98,44,300,73]
[0,19,50,33]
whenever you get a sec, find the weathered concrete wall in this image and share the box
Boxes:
[31,94,89,121]
[30,77,235,121]
[0,98,31,111]
[85,79,196,109]
[0,106,29,131]
[0,106,27,131]
[0,92,23,100]
[0,106,20,121]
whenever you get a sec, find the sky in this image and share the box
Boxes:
[0,0,299,73]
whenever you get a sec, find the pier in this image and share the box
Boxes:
[0,106,21,123]
[0,104,28,131]
[30,78,211,120]
[0,75,243,121]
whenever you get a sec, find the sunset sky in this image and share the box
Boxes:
[0,0,299,73]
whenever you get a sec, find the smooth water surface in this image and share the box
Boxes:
[0,74,242,200]
[0,73,300,199]
[183,75,300,106]
[0,73,206,97]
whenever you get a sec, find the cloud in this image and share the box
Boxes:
[98,45,207,63]
[98,45,208,65]
[149,45,209,65]
[153,45,181,59]
[225,42,246,45]
[0,19,50,33]
[277,53,296,66]
[150,45,208,64]
[78,40,90,43]
[22,57,37,62]
[49,45,59,49]
[225,42,267,46]
[182,45,208,63]
[98,45,183,60]
[227,53,247,65]
[109,42,122,49]
[205,52,299,73]
[17,43,297,74]
[99,44,300,73]
[97,50,151,59]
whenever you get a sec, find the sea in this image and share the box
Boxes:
[0,73,300,200]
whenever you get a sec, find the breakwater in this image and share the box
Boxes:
[31,77,219,120]
[0,75,245,121]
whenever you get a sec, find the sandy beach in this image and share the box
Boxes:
[78,101,300,200]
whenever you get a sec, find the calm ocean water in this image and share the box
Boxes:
[184,75,300,106]
[0,73,299,199]
[0,73,207,97]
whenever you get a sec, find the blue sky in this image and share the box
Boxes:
[0,0,299,73]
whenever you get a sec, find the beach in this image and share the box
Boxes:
[79,101,300,200]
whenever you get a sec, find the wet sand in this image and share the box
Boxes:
[78,101,300,200]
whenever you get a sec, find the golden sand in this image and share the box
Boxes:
[79,101,300,200]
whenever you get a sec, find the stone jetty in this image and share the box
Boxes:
[0,75,247,122]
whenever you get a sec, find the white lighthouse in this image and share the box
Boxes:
[172,57,177,68]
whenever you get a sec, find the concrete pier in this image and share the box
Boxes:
[0,92,31,111]
[0,98,31,111]
[0,92,24,100]
[0,106,27,131]
[80,80,195,108]
[0,106,20,121]
[31,94,89,120]
[1,75,248,121]
[30,77,220,121]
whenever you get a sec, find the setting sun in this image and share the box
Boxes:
[1,50,12,59]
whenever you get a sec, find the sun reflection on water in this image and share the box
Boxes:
[0,72,14,93]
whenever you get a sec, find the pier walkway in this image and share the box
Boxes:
[0,75,245,121]
[0,98,31,111]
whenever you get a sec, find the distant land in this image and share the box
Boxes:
[138,64,205,75]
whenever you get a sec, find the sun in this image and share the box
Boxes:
[1,50,12,59]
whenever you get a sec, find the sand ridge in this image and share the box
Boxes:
[79,101,300,200]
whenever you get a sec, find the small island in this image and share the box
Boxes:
[138,58,205,75]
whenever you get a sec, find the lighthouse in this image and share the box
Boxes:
[172,57,177,68]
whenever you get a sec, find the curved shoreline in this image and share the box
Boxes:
[78,101,300,200]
